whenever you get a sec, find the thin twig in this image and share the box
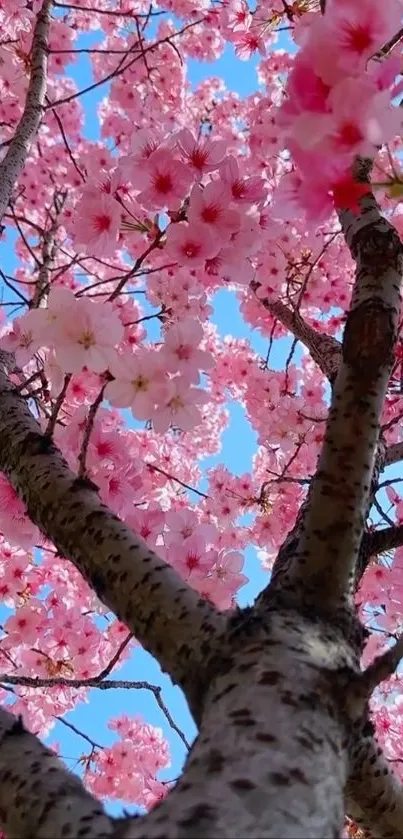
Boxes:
[147,463,208,499]
[56,716,104,751]
[0,674,190,748]
[45,375,71,437]
[78,386,106,478]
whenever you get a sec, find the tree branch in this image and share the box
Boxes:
[271,181,402,612]
[0,0,51,223]
[259,436,388,606]
[0,364,226,720]
[364,524,403,557]
[0,674,191,749]
[384,441,403,466]
[346,736,403,839]
[0,707,115,838]
[360,634,403,694]
[252,292,341,382]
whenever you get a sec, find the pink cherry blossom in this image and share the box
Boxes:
[133,149,193,211]
[163,317,213,381]
[220,0,251,34]
[96,462,143,516]
[0,475,40,549]
[234,30,266,61]
[212,549,247,592]
[4,601,45,645]
[127,503,165,546]
[152,377,209,433]
[325,77,402,159]
[165,510,217,547]
[324,0,402,76]
[0,311,41,367]
[188,182,241,239]
[105,349,168,420]
[165,222,220,267]
[219,155,267,204]
[176,128,226,174]
[53,298,124,374]
[69,186,122,257]
[118,128,162,177]
[28,286,78,346]
[171,531,211,579]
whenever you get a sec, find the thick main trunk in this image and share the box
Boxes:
[0,4,402,832]
[120,611,353,839]
[0,610,355,839]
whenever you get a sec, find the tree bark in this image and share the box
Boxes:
[0,192,402,838]
[0,366,226,719]
[253,293,341,382]
[0,0,51,224]
[0,613,356,839]
[346,735,403,839]
[1,4,403,836]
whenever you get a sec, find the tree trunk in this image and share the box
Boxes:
[117,611,353,839]
[0,187,402,836]
[1,4,403,837]
[0,610,356,839]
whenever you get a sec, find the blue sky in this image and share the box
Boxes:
[0,17,301,815]
[2,7,402,817]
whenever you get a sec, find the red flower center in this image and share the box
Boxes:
[183,242,200,258]
[202,204,219,223]
[154,173,173,194]
[345,23,372,54]
[93,213,111,232]
[338,121,363,147]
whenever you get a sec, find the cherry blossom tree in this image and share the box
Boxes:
[2,0,403,836]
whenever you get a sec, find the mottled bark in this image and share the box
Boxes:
[1,4,403,835]
[1,603,403,839]
[0,613,357,839]
[253,292,341,381]
[365,523,403,557]
[0,0,51,223]
[270,193,402,614]
[0,708,113,839]
[384,440,403,466]
[346,736,403,839]
[0,366,226,715]
[117,610,354,839]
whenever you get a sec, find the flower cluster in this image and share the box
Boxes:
[275,0,403,222]
[2,0,403,817]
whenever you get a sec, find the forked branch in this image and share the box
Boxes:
[276,186,403,611]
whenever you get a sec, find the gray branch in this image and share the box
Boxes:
[272,188,402,613]
[0,363,226,718]
[253,293,341,382]
[0,0,51,223]
[346,736,403,838]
